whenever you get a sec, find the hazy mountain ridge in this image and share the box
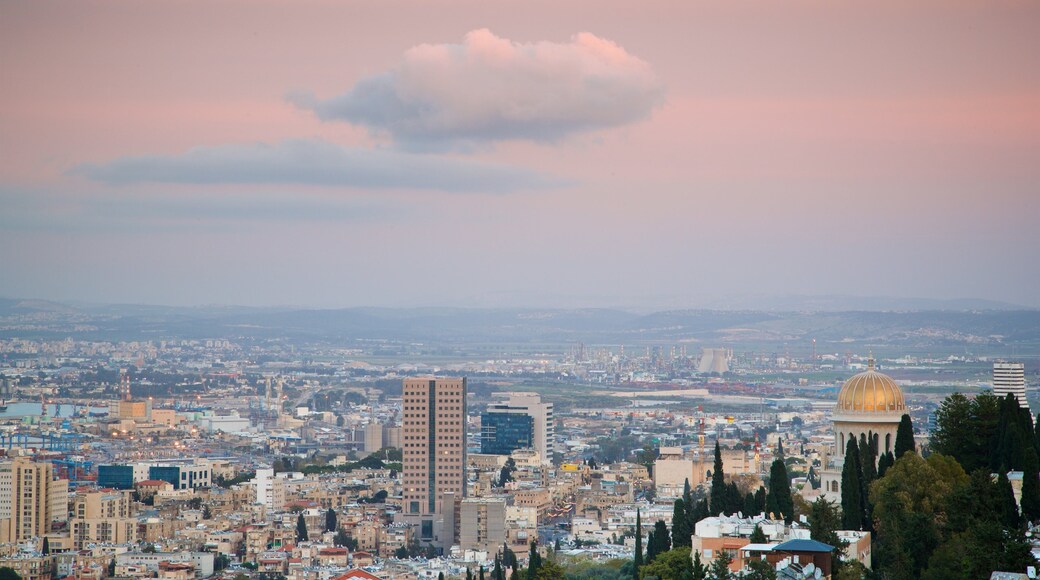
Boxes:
[0,298,1037,348]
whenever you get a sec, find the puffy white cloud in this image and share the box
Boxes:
[294,29,664,148]
[71,139,559,193]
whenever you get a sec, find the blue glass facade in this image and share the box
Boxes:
[97,465,134,489]
[481,412,533,455]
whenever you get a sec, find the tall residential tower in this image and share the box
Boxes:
[994,361,1028,409]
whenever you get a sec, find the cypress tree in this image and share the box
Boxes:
[503,544,517,570]
[840,437,863,530]
[766,458,794,523]
[878,451,895,478]
[41,537,50,555]
[1022,448,1040,523]
[493,558,503,580]
[894,414,915,458]
[672,499,691,547]
[710,440,726,515]
[526,541,541,580]
[634,509,643,569]
[861,432,878,485]
[749,525,766,543]
[726,482,743,515]
[682,478,696,532]
[467,569,474,580]
[652,520,671,555]
[296,513,309,542]
[997,471,1021,528]
[325,508,337,532]
[645,530,657,563]
[743,493,756,517]
[480,567,485,580]
[754,486,767,515]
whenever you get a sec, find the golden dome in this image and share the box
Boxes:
[835,358,906,414]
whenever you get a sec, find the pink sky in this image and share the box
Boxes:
[1,0,1038,308]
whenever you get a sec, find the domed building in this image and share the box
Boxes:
[820,356,906,498]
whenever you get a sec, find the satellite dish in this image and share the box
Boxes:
[814,568,822,579]
[804,563,816,575]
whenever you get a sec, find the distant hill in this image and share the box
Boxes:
[0,298,1038,350]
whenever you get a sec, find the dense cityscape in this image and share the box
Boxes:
[3,1,1038,579]
[0,302,1037,579]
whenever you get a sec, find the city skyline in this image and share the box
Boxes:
[2,1,1038,309]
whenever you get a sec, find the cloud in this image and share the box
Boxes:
[293,29,664,148]
[71,139,559,192]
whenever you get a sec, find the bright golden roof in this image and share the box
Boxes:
[836,359,906,414]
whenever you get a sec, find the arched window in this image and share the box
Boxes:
[885,433,892,453]
[840,433,845,451]
[832,481,839,492]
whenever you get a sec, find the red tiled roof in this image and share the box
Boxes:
[332,569,382,580]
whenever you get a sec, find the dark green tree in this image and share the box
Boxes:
[1022,448,1040,522]
[634,509,644,570]
[41,537,50,555]
[533,560,564,580]
[877,451,894,478]
[325,508,337,533]
[871,453,969,578]
[295,513,308,542]
[895,414,915,458]
[861,432,878,485]
[480,566,486,580]
[743,493,757,517]
[930,392,1000,473]
[439,573,445,580]
[0,569,21,580]
[694,498,709,523]
[753,486,766,515]
[743,559,776,580]
[706,550,732,580]
[503,544,517,570]
[466,568,473,580]
[493,558,504,580]
[726,482,743,515]
[766,458,793,523]
[526,541,541,580]
[749,525,766,544]
[652,520,671,558]
[807,498,848,573]
[638,547,693,580]
[840,437,864,530]
[710,441,726,515]
[995,471,1021,529]
[645,530,657,564]
[683,478,696,532]
[692,550,707,580]
[672,499,691,547]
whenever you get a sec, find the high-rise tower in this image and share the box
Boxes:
[0,456,69,542]
[400,377,467,550]
[484,392,554,463]
[993,361,1028,409]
